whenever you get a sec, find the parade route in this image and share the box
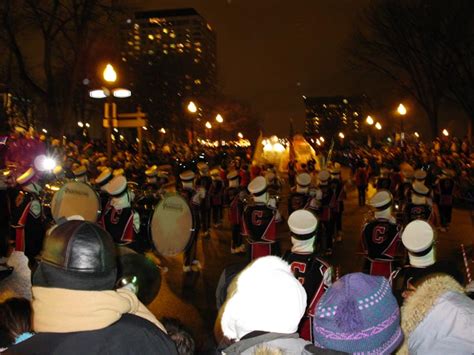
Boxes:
[147,169,474,353]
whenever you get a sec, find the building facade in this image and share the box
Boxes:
[303,95,371,141]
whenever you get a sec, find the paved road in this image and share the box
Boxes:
[145,169,473,353]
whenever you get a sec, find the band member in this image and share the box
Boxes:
[101,175,140,245]
[361,190,402,278]
[436,169,455,232]
[156,169,169,196]
[288,172,312,215]
[144,165,159,191]
[241,176,282,260]
[224,170,246,254]
[9,168,44,264]
[209,168,224,228]
[313,170,334,255]
[398,168,414,205]
[329,164,345,242]
[403,183,433,225]
[195,162,211,238]
[376,167,392,191]
[72,165,88,183]
[283,210,332,342]
[179,170,205,272]
[94,167,113,213]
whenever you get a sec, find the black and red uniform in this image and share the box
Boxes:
[436,176,455,227]
[283,251,331,342]
[329,178,345,236]
[209,179,224,226]
[9,190,44,261]
[195,175,212,234]
[101,201,137,245]
[403,203,433,225]
[179,187,201,266]
[288,190,311,216]
[312,185,334,252]
[224,186,245,250]
[361,218,401,278]
[241,202,280,260]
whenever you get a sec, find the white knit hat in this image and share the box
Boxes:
[220,256,307,340]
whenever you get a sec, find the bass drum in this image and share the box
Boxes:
[134,191,160,251]
[116,246,161,305]
[150,192,194,256]
[50,181,100,222]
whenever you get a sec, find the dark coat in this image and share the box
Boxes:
[5,314,178,355]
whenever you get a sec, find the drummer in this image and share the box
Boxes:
[9,168,45,266]
[72,165,89,183]
[179,170,204,273]
[101,175,140,246]
[195,162,212,238]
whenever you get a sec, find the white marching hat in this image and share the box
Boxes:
[330,163,341,175]
[248,176,267,195]
[73,165,87,177]
[179,170,195,182]
[412,183,430,196]
[369,190,392,210]
[145,165,158,177]
[95,168,112,188]
[210,168,220,177]
[402,220,435,267]
[414,169,427,181]
[16,168,35,186]
[318,170,330,185]
[227,170,239,181]
[288,210,318,239]
[296,173,311,187]
[103,175,128,197]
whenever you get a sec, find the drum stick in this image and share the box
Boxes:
[461,244,472,283]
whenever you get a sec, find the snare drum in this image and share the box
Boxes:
[50,181,101,222]
[149,192,195,256]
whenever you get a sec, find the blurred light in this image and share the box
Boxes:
[338,132,345,139]
[77,121,84,128]
[442,129,449,136]
[375,122,382,130]
[215,114,224,123]
[205,121,212,129]
[237,132,243,139]
[387,137,392,142]
[187,101,197,113]
[320,136,325,142]
[142,126,148,131]
[119,135,125,141]
[148,34,154,40]
[85,123,90,128]
[113,128,118,133]
[353,112,359,117]
[274,143,285,152]
[397,103,407,115]
[366,116,374,125]
[111,134,115,141]
[159,128,166,134]
[136,138,140,142]
[113,89,131,98]
[89,89,107,99]
[414,132,420,138]
[103,64,117,83]
[316,139,321,146]
[42,128,48,134]
[34,155,57,172]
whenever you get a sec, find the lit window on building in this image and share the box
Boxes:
[163,49,168,54]
[134,46,140,50]
[170,43,176,48]
[163,28,169,34]
[177,43,184,48]
[134,35,140,40]
[127,41,133,46]
[170,32,176,38]
[194,79,201,84]
[134,24,140,29]
[148,34,154,40]
[207,23,212,31]
[185,42,192,48]
[148,50,154,55]
[194,58,200,63]
[122,57,127,62]
[194,41,201,46]
[195,47,202,53]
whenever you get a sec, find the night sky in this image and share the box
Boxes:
[127,0,381,136]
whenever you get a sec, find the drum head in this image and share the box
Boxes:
[51,182,100,222]
[116,247,161,305]
[150,193,194,256]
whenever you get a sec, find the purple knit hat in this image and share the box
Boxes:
[313,273,403,354]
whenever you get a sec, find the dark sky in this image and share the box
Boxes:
[128,0,377,136]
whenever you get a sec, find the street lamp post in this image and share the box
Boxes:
[365,115,374,147]
[187,101,197,145]
[215,113,224,146]
[397,103,407,146]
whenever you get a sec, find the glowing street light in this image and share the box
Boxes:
[215,113,224,123]
[397,103,407,116]
[237,132,243,139]
[89,89,107,99]
[442,129,449,137]
[85,123,90,128]
[77,121,84,128]
[366,116,374,125]
[187,101,197,113]
[338,132,345,139]
[112,88,131,98]
[319,136,325,142]
[159,128,166,134]
[42,128,48,134]
[375,122,382,130]
[205,121,212,129]
[103,64,117,83]
[414,132,420,138]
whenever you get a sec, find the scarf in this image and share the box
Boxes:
[32,286,166,333]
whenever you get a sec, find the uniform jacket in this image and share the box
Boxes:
[397,274,474,355]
